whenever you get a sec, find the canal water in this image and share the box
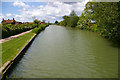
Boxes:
[9,25,118,78]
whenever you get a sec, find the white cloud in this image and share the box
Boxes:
[0,13,3,18]
[13,1,30,8]
[6,13,12,17]
[10,1,89,23]
[51,17,56,19]
[83,0,92,5]
[0,13,4,22]
[39,5,43,8]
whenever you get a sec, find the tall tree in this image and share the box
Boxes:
[82,2,120,41]
[42,20,46,23]
[62,15,69,26]
[55,20,59,24]
[69,10,79,27]
[34,19,40,24]
[70,10,77,17]
[60,10,79,27]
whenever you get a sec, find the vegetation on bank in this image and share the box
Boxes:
[59,10,79,27]
[2,32,35,66]
[2,18,51,39]
[0,24,2,39]
[2,23,49,66]
[32,24,49,34]
[59,2,120,43]
[2,23,37,39]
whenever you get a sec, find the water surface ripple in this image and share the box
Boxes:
[10,25,118,78]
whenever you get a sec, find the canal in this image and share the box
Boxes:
[9,25,118,78]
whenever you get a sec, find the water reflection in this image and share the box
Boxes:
[9,25,118,78]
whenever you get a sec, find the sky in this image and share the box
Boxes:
[1,0,90,23]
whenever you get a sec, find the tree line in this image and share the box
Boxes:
[58,2,120,43]
[32,24,50,34]
[2,24,37,39]
[1,19,51,39]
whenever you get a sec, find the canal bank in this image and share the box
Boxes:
[1,33,37,80]
[1,25,49,79]
[9,25,118,78]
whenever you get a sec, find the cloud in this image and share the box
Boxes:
[6,13,12,17]
[39,5,44,8]
[0,13,4,22]
[13,1,30,8]
[9,1,88,23]
[0,13,3,18]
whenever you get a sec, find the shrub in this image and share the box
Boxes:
[2,23,37,39]
[32,24,49,34]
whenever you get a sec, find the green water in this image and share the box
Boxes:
[10,25,118,78]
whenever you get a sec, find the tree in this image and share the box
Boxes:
[68,10,79,27]
[62,15,69,26]
[48,21,50,23]
[55,20,59,24]
[32,16,36,21]
[11,20,16,25]
[70,10,77,17]
[82,2,120,42]
[34,19,40,24]
[42,20,46,23]
[60,20,65,26]
[61,10,79,27]
[33,19,40,27]
[77,13,88,29]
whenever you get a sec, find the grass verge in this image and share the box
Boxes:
[2,32,35,67]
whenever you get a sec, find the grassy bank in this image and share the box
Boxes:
[2,24,49,67]
[2,32,35,66]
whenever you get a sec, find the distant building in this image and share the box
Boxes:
[23,22,33,24]
[1,18,22,24]
[39,22,44,24]
[15,22,22,24]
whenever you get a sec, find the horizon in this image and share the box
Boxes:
[0,0,89,23]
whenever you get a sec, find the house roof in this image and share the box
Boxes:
[3,20,14,23]
[39,22,44,24]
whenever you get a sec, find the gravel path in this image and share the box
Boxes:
[0,29,33,43]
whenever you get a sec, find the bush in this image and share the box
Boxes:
[32,27,42,34]
[2,23,37,39]
[32,24,49,34]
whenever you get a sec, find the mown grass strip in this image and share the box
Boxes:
[0,44,2,67]
[2,32,35,67]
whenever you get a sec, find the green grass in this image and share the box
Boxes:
[2,32,35,66]
[0,44,2,67]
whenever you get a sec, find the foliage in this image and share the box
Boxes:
[33,19,40,24]
[54,20,59,24]
[70,10,77,16]
[68,15,79,27]
[2,23,37,39]
[0,25,2,39]
[77,2,120,42]
[2,23,49,66]
[32,27,42,34]
[54,20,60,25]
[32,24,49,34]
[59,20,65,26]
[77,13,88,30]
[60,10,79,27]
[42,20,46,23]
[11,19,16,25]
